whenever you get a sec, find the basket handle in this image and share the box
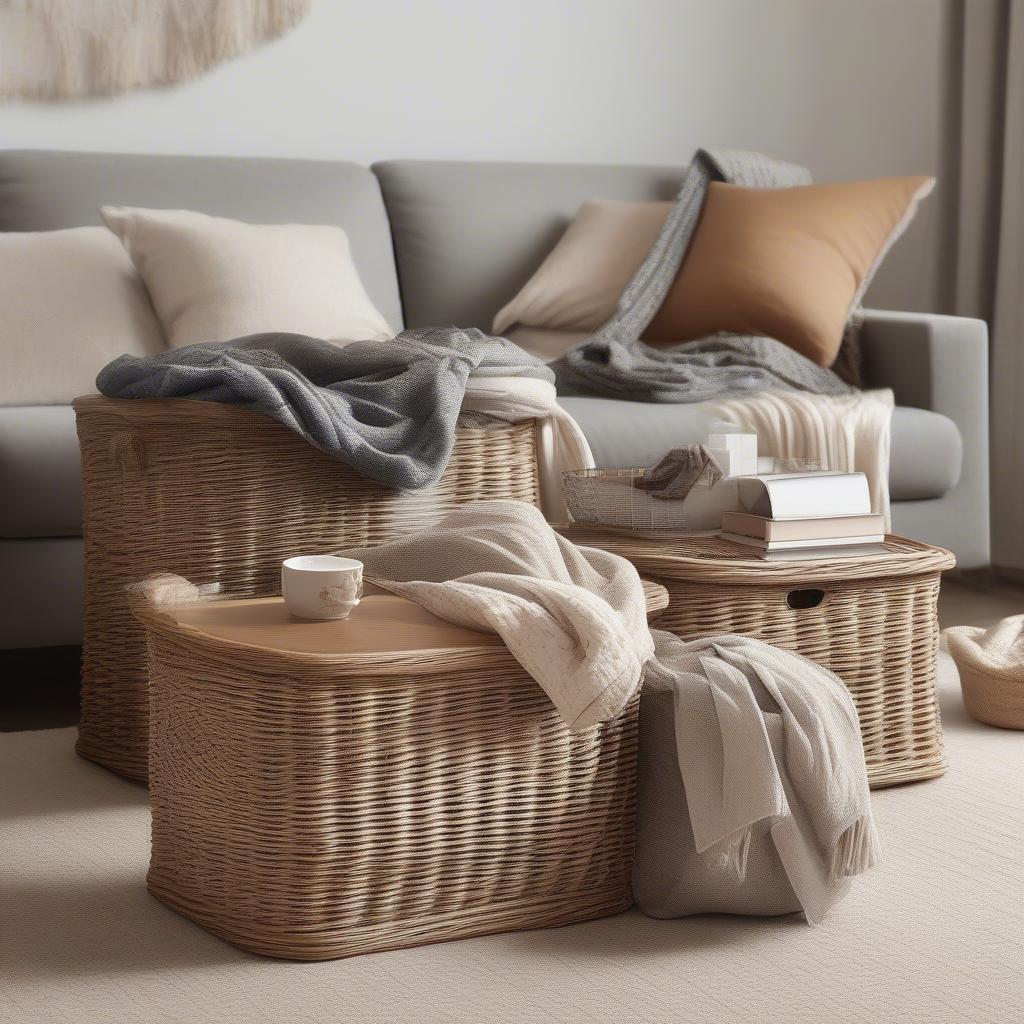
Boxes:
[786,588,826,610]
[109,430,146,481]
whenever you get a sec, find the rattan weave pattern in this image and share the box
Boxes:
[74,396,541,783]
[137,602,639,961]
[561,527,957,788]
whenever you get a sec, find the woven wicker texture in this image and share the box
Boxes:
[562,468,693,532]
[74,395,541,783]
[135,591,641,961]
[560,527,956,788]
[946,617,1024,730]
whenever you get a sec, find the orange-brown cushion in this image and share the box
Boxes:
[643,176,935,365]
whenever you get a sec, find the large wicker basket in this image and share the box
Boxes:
[133,584,642,961]
[560,527,956,788]
[74,395,541,783]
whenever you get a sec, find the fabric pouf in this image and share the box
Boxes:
[633,640,864,923]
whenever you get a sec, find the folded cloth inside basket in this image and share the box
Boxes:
[339,500,880,923]
[95,327,593,519]
[637,444,723,500]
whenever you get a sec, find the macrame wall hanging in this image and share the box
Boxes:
[0,0,313,100]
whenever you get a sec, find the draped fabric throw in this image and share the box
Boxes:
[0,0,311,99]
[340,501,881,923]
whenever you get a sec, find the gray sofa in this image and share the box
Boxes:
[0,151,990,650]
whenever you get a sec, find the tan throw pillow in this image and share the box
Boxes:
[493,198,672,336]
[0,227,165,406]
[101,207,393,349]
[644,176,935,365]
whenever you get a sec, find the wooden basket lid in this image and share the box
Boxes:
[557,525,956,583]
[134,579,668,670]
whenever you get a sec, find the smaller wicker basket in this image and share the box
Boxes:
[558,527,957,788]
[946,617,1024,730]
[562,469,698,532]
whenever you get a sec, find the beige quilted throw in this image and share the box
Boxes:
[340,501,880,922]
[342,501,653,731]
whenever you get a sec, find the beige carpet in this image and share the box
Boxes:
[2,654,1022,1024]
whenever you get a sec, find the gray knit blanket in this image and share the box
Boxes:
[553,148,856,402]
[96,328,552,491]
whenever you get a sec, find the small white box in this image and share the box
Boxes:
[707,433,758,477]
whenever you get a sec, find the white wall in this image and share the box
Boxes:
[0,0,956,311]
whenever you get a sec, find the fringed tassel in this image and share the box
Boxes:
[829,814,883,880]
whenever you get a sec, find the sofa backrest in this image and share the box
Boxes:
[0,150,403,330]
[373,160,685,330]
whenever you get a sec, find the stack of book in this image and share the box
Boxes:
[719,471,886,561]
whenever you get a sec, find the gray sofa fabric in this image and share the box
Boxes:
[889,407,962,501]
[372,159,683,329]
[862,309,990,568]
[0,407,81,538]
[0,150,403,331]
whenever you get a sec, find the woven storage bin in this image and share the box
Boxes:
[562,468,692,532]
[133,585,644,961]
[74,395,541,783]
[560,527,956,788]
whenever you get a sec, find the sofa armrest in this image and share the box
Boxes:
[860,308,990,566]
[860,309,988,413]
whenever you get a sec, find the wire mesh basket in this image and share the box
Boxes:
[562,468,698,532]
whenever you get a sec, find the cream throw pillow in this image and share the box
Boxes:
[493,198,672,340]
[0,227,165,406]
[101,207,393,348]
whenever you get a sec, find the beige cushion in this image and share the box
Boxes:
[0,227,165,406]
[504,326,590,364]
[101,207,394,349]
[644,177,935,365]
[493,198,671,336]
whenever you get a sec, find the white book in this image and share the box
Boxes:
[759,543,889,562]
[720,532,886,551]
[735,472,872,520]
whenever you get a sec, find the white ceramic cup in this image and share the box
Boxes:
[281,555,363,621]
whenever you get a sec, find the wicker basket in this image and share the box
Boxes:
[946,618,1024,730]
[133,585,642,961]
[559,527,956,788]
[74,395,541,783]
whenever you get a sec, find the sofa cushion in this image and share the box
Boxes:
[373,160,684,330]
[559,398,962,502]
[889,404,962,500]
[101,206,394,347]
[0,407,81,538]
[493,198,672,335]
[0,150,402,331]
[0,227,165,406]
